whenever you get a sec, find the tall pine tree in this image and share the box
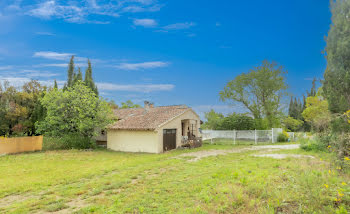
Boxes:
[54,80,58,89]
[73,67,83,85]
[324,0,350,113]
[288,96,294,116]
[67,56,75,88]
[84,59,98,95]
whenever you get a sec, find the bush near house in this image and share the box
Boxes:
[36,82,113,149]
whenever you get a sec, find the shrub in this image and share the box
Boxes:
[277,131,289,142]
[299,133,329,152]
[43,134,96,150]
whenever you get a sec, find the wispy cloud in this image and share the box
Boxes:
[0,65,13,70]
[35,32,56,36]
[0,77,65,88]
[33,51,73,61]
[35,63,86,68]
[18,0,162,24]
[163,22,196,30]
[33,51,90,62]
[116,61,168,70]
[18,70,59,78]
[97,82,175,92]
[123,4,161,13]
[133,18,157,28]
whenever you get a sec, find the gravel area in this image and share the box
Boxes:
[177,144,300,162]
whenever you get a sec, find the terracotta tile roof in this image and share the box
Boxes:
[108,105,190,130]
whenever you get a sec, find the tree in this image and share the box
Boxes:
[84,59,98,95]
[0,80,46,136]
[283,116,303,132]
[302,95,331,132]
[120,100,141,109]
[67,56,75,88]
[54,80,58,89]
[73,67,83,86]
[36,81,113,138]
[201,109,224,130]
[323,0,350,113]
[219,113,255,130]
[307,78,317,97]
[220,60,288,128]
[288,96,294,116]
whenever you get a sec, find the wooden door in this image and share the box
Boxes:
[163,129,176,151]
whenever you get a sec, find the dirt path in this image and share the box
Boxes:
[252,154,315,159]
[177,144,300,162]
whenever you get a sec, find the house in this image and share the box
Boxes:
[106,101,202,153]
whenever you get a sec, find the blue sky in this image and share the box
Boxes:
[0,0,331,118]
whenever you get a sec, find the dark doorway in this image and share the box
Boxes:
[163,129,176,151]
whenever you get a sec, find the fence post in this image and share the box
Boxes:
[254,129,257,145]
[271,128,274,143]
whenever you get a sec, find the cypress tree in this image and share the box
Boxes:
[288,96,294,116]
[54,80,58,89]
[84,59,98,95]
[73,67,83,85]
[324,0,350,113]
[67,56,75,87]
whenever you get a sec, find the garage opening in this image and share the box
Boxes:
[163,129,176,151]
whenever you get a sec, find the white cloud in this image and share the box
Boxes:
[163,22,196,30]
[0,65,13,70]
[33,51,91,63]
[35,32,56,36]
[36,63,86,68]
[33,51,73,61]
[97,83,175,92]
[29,0,58,19]
[116,61,168,70]
[133,18,157,28]
[123,4,161,13]
[18,0,162,24]
[19,70,59,78]
[0,77,65,88]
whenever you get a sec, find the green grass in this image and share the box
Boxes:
[1,142,349,213]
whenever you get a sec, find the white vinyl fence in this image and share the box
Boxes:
[202,128,292,144]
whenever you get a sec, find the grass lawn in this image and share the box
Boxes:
[1,142,350,213]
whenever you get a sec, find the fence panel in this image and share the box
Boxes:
[0,136,43,155]
[202,129,287,144]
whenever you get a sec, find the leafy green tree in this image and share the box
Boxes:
[107,100,119,110]
[21,80,47,135]
[283,116,303,132]
[324,0,350,113]
[202,109,224,130]
[36,81,113,138]
[219,113,255,130]
[120,100,141,109]
[220,60,288,128]
[0,80,46,136]
[302,95,331,132]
